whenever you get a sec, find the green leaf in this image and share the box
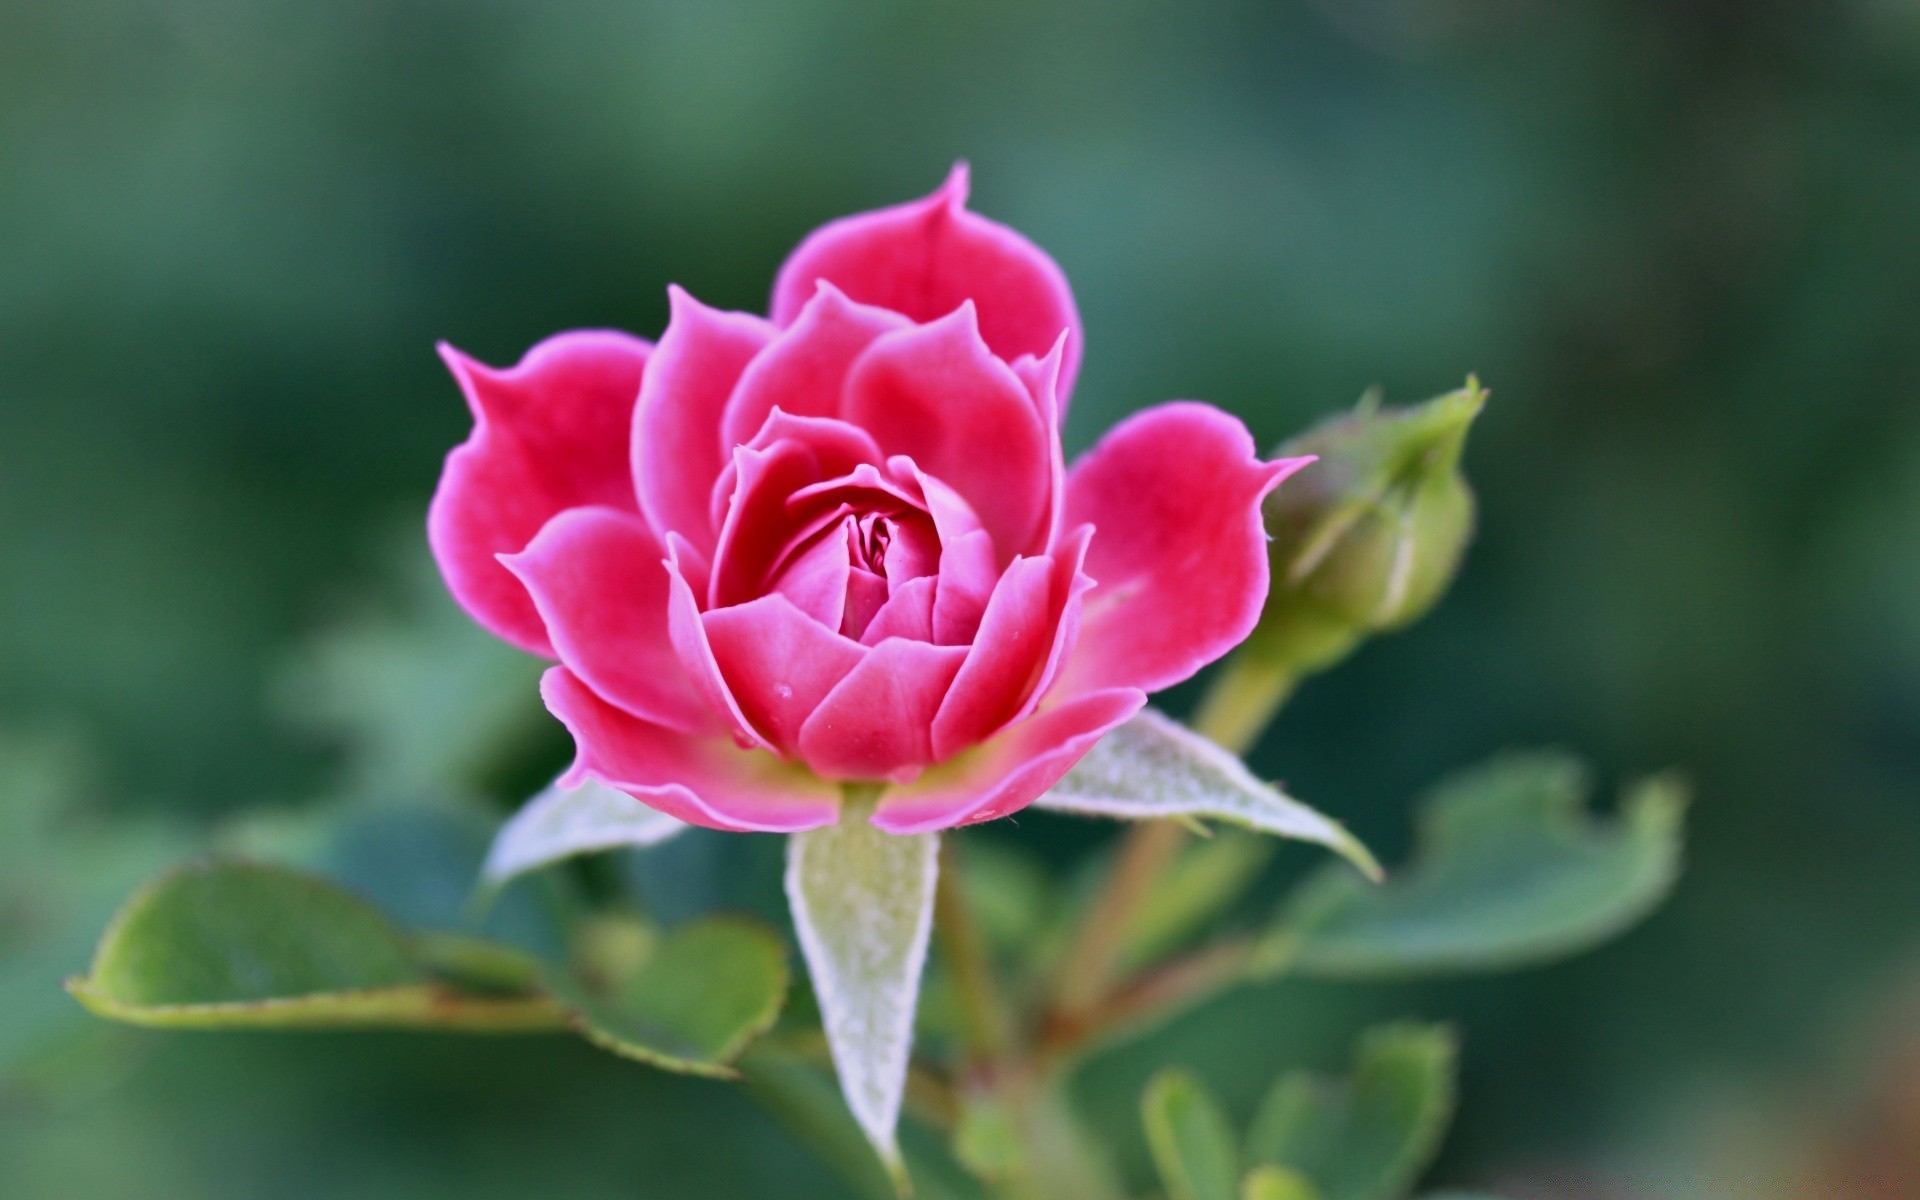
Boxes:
[1243,1166,1324,1200]
[1142,1068,1242,1200]
[1040,710,1380,879]
[560,915,789,1077]
[1245,1023,1457,1200]
[481,775,688,891]
[66,861,566,1031]
[1261,752,1686,978]
[787,805,941,1189]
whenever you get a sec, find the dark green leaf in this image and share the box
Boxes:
[1262,753,1686,978]
[67,861,566,1031]
[561,916,789,1077]
[1245,1023,1457,1200]
[1143,1068,1242,1200]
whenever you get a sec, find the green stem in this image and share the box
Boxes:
[1041,653,1297,1035]
[934,839,1015,1066]
[1188,654,1298,755]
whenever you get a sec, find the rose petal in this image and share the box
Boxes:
[634,287,775,553]
[708,410,883,531]
[860,575,937,645]
[769,517,854,630]
[665,534,774,749]
[429,331,650,656]
[703,594,867,755]
[500,506,716,734]
[843,305,1051,561]
[929,527,1092,760]
[720,283,909,452]
[1010,333,1070,551]
[710,439,838,611]
[1062,403,1313,695]
[771,163,1083,406]
[933,529,998,646]
[797,639,968,782]
[871,687,1146,834]
[543,667,839,833]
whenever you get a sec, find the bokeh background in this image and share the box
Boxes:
[4,1,1918,1196]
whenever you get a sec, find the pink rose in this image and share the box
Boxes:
[429,166,1309,834]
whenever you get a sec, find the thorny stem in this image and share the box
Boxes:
[1042,653,1298,1033]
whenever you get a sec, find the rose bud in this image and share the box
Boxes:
[1249,379,1486,679]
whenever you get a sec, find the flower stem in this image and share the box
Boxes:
[934,838,1014,1066]
[1041,653,1298,1034]
[1188,653,1298,755]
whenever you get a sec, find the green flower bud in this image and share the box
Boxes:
[1249,378,1486,678]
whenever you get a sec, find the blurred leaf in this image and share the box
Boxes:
[1246,1023,1456,1200]
[1261,753,1686,978]
[1143,1068,1243,1200]
[270,551,547,795]
[66,861,566,1031]
[787,809,940,1190]
[221,796,571,960]
[1041,709,1379,879]
[559,916,788,1077]
[1243,1166,1324,1200]
[1123,830,1277,972]
[0,731,193,1071]
[739,1042,903,1200]
[952,1094,1024,1183]
[481,776,687,892]
[954,837,1057,959]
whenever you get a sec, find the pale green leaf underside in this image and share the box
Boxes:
[1264,752,1685,978]
[786,809,939,1185]
[481,776,687,890]
[1041,709,1380,880]
[1246,1023,1457,1200]
[1143,1067,1243,1200]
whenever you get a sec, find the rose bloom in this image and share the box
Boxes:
[430,167,1308,834]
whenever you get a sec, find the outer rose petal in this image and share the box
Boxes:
[633,287,775,554]
[1062,403,1313,695]
[543,667,838,833]
[501,506,716,734]
[843,305,1052,560]
[704,594,867,754]
[797,639,968,782]
[429,331,650,656]
[720,284,908,451]
[872,688,1146,834]
[771,163,1084,406]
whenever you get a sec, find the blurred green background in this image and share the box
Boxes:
[4,1,1918,1196]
